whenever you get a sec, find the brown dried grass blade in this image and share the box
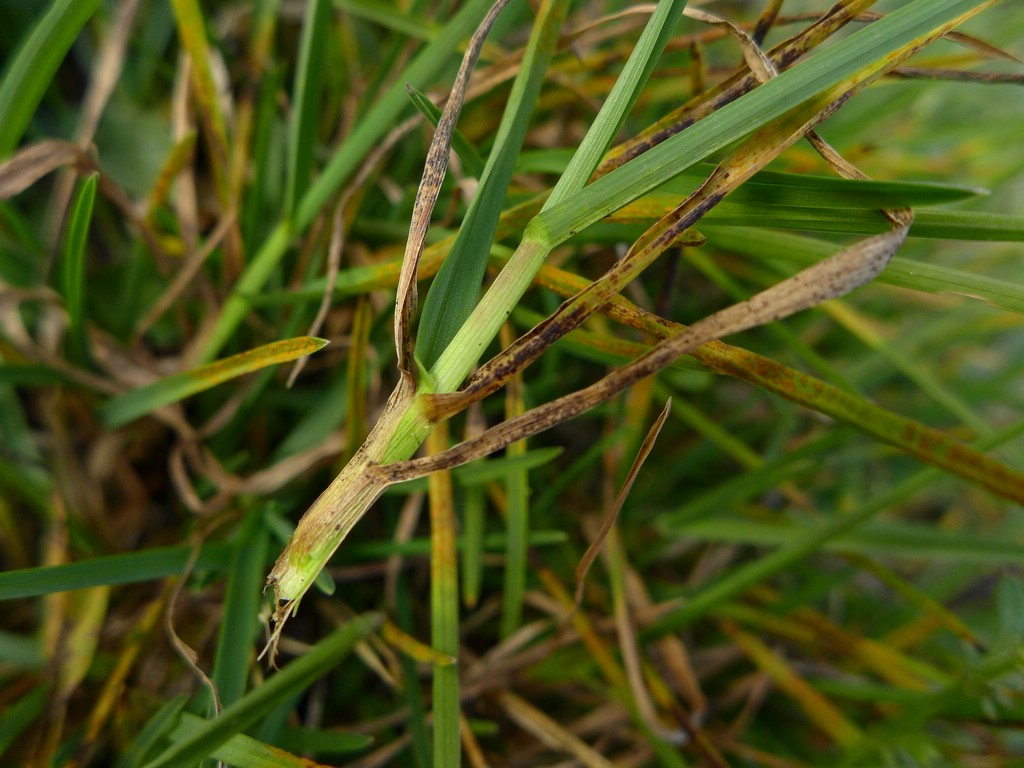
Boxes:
[574,399,672,607]
[496,690,618,768]
[0,140,91,200]
[942,29,1022,62]
[684,7,776,82]
[393,0,513,380]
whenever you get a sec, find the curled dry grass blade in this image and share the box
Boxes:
[575,399,673,607]
[393,0,515,380]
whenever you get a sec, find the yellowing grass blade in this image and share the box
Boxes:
[99,337,328,429]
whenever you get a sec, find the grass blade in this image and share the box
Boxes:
[164,712,357,767]
[210,509,270,710]
[0,544,233,601]
[0,685,49,759]
[676,517,1024,564]
[427,423,460,767]
[336,0,438,40]
[99,337,327,428]
[60,172,97,364]
[406,85,485,178]
[0,0,103,157]
[285,0,331,220]
[542,0,689,211]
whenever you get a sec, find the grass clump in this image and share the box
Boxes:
[1,1,1023,766]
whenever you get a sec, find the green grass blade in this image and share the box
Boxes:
[210,509,270,710]
[395,585,432,768]
[696,205,1024,239]
[0,630,44,670]
[406,85,485,177]
[521,152,986,208]
[60,172,97,364]
[0,0,103,157]
[658,432,849,530]
[121,697,190,768]
[678,168,986,208]
[167,712,355,767]
[99,336,328,428]
[0,543,233,600]
[138,614,380,768]
[0,358,51,513]
[542,0,689,212]
[274,725,373,757]
[908,209,1024,241]
[240,44,285,250]
[335,530,567,560]
[0,685,49,758]
[285,0,331,219]
[415,0,570,367]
